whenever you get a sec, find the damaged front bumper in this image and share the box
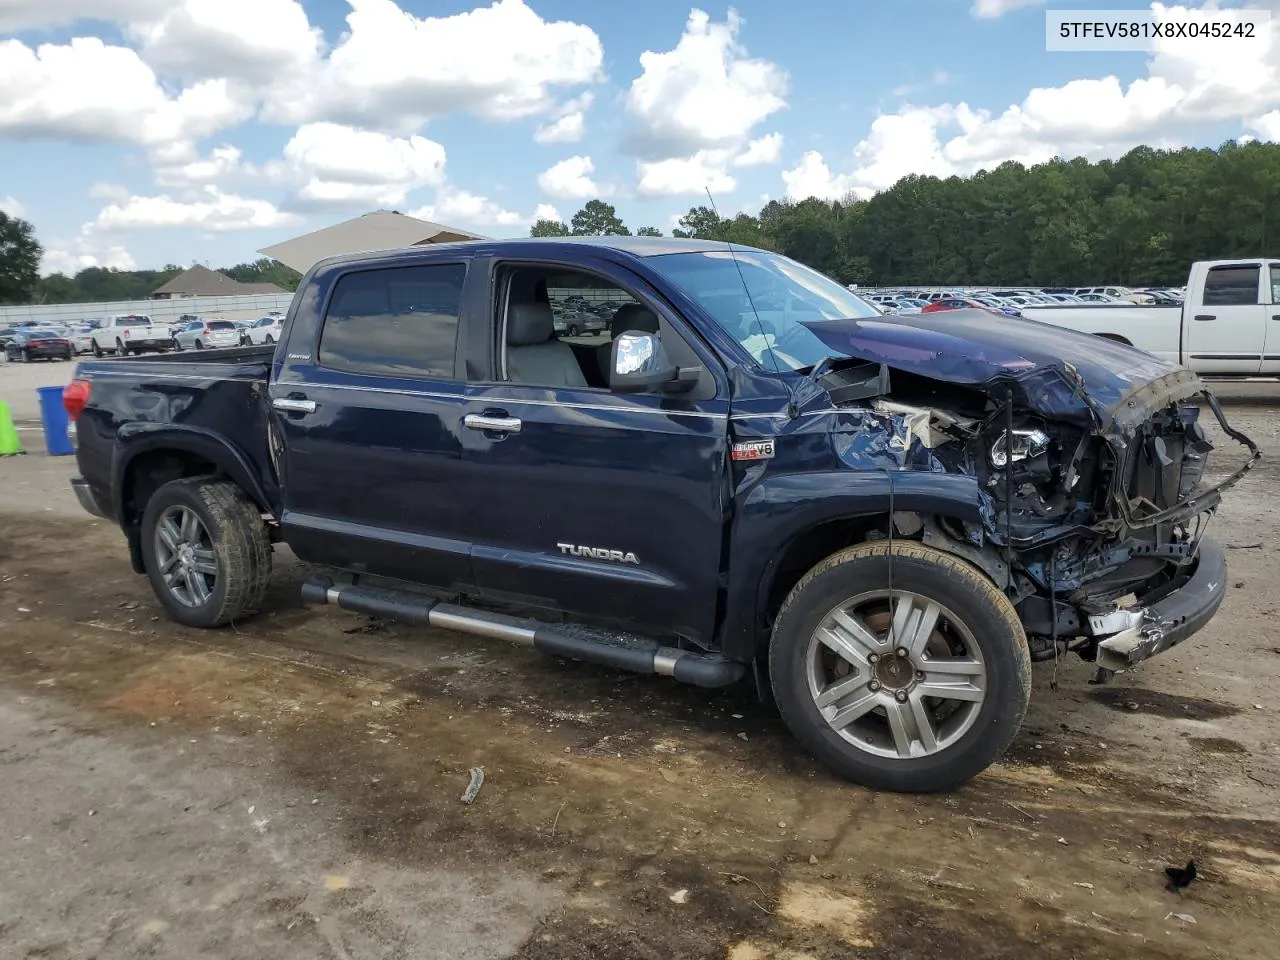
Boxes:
[1085,538,1227,674]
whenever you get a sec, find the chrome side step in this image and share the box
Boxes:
[301,578,746,689]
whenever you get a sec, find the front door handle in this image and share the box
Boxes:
[273,397,317,414]
[464,413,522,434]
[1272,314,1280,321]
[1193,314,1216,322]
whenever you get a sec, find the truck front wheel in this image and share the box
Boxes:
[140,478,272,628]
[769,541,1031,793]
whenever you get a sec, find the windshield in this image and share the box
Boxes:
[646,249,882,372]
[206,321,235,330]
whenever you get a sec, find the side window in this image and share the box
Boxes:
[1202,265,1260,306]
[319,263,466,378]
[497,264,715,399]
[1270,264,1280,304]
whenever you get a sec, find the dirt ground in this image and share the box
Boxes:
[1,391,1278,960]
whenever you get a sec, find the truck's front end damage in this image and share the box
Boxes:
[800,310,1260,681]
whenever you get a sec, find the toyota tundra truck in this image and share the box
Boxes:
[61,237,1258,792]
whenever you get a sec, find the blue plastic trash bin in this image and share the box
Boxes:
[37,385,75,456]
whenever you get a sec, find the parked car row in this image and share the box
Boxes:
[1,320,96,359]
[860,283,1186,318]
[1,311,289,360]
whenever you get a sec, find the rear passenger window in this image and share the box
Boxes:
[1202,265,1260,306]
[319,264,466,378]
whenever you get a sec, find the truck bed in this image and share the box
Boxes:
[71,345,279,523]
[1020,303,1182,365]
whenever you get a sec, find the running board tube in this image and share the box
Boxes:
[301,579,745,689]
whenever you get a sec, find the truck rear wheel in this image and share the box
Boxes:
[769,541,1031,793]
[140,478,272,628]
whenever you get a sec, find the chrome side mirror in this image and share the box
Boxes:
[609,331,677,392]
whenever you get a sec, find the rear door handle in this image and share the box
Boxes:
[272,397,316,414]
[1272,314,1280,322]
[1193,314,1216,321]
[464,413,522,434]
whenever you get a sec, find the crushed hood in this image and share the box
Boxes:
[802,309,1198,428]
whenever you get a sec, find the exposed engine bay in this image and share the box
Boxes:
[806,354,1260,674]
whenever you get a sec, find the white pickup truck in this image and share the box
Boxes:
[90,314,173,357]
[1023,259,1280,376]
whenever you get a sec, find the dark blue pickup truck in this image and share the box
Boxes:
[62,237,1258,792]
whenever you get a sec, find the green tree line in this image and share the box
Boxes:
[537,140,1280,287]
[4,140,1275,305]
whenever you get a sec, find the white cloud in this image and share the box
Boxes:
[625,8,787,158]
[637,150,736,197]
[791,2,1280,199]
[0,37,251,146]
[534,92,593,144]
[0,0,169,32]
[129,0,323,84]
[42,238,138,275]
[1251,110,1280,141]
[91,186,299,232]
[971,0,1043,18]
[411,186,526,229]
[0,196,25,217]
[781,151,855,201]
[533,203,563,223]
[154,144,245,187]
[264,0,603,131]
[270,122,447,208]
[89,182,131,202]
[733,132,783,167]
[537,155,605,200]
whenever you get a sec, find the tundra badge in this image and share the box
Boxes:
[557,543,640,564]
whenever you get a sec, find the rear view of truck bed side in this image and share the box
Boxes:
[65,346,281,575]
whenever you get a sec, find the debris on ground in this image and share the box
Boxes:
[668,889,689,904]
[461,766,485,804]
[1165,860,1197,892]
[1165,912,1197,924]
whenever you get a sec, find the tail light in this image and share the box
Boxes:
[203,324,211,334]
[123,328,131,337]
[63,379,91,421]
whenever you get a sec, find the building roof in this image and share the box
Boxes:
[257,210,490,274]
[151,264,288,298]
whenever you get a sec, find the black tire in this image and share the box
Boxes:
[173,338,182,351]
[140,477,272,628]
[92,340,104,358]
[568,324,580,337]
[769,540,1032,793]
[264,334,274,345]
[21,348,30,362]
[195,340,203,350]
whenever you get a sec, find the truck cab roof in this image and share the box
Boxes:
[309,236,744,273]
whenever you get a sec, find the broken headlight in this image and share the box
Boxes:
[990,428,1050,468]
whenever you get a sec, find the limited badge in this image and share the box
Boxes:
[731,439,776,462]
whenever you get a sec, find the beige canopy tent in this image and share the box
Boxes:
[258,210,489,274]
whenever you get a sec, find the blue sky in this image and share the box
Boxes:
[0,0,1274,274]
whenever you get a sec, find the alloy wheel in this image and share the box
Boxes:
[805,589,988,760]
[153,505,219,608]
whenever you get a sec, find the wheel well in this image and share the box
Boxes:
[121,450,218,529]
[1094,332,1132,345]
[759,516,887,644]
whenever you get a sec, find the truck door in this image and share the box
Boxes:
[269,258,480,591]
[1260,263,1280,375]
[460,258,730,648]
[1184,262,1265,374]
